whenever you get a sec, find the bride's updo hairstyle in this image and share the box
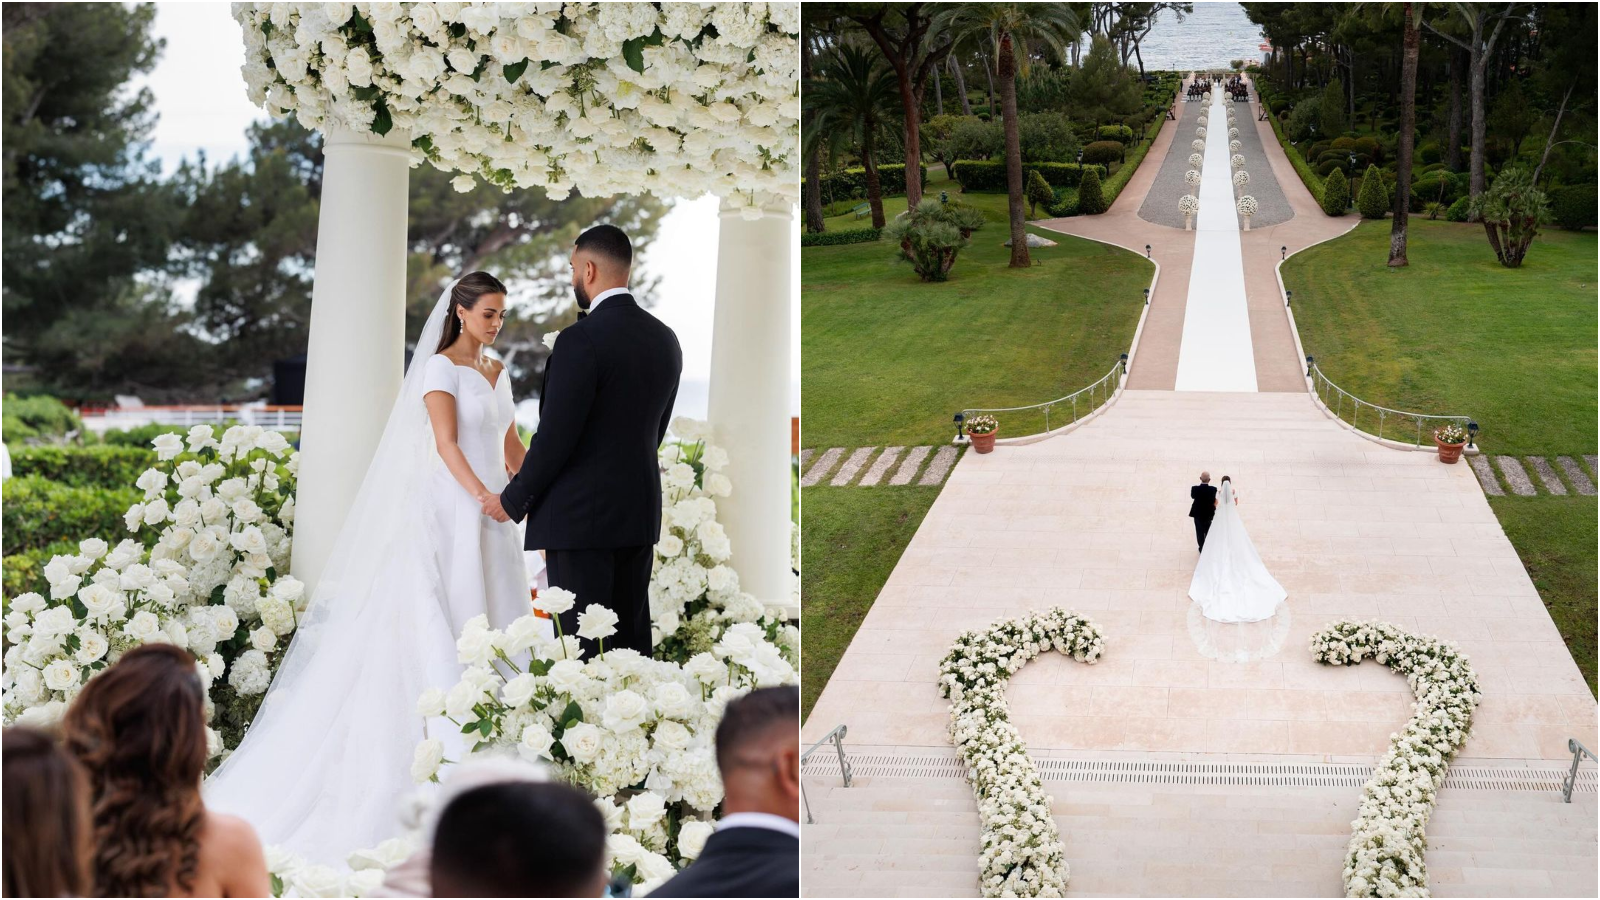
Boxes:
[1220,475,1232,485]
[436,272,508,354]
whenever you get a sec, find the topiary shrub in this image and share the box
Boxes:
[883,198,986,282]
[1026,169,1056,217]
[1411,170,1463,211]
[1076,167,1107,215]
[1096,124,1134,144]
[1446,196,1471,221]
[1418,141,1441,165]
[1315,159,1348,179]
[1080,140,1124,167]
[1357,164,1390,219]
[1321,168,1350,216]
[801,227,883,247]
[1352,136,1381,164]
[1330,136,1356,152]
[950,160,1106,192]
[1550,184,1597,230]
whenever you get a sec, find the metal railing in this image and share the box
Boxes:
[82,405,304,434]
[1308,361,1477,450]
[1563,738,1596,803]
[958,356,1127,442]
[800,724,853,824]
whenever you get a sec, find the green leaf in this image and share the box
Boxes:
[461,720,480,734]
[561,699,583,726]
[210,584,226,605]
[270,873,285,898]
[449,22,467,39]
[503,59,530,84]
[622,37,647,74]
[350,85,380,102]
[372,101,393,137]
[478,718,493,736]
[346,9,372,34]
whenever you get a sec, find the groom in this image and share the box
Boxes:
[484,224,683,657]
[1188,471,1217,552]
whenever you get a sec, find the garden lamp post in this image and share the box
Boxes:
[1145,244,1151,258]
[1281,245,1287,260]
[1306,354,1314,375]
[1143,288,1150,305]
[1285,289,1292,307]
[1468,421,1479,449]
[954,412,967,443]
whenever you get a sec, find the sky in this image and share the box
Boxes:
[138,3,799,420]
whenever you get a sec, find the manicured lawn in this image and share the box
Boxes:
[800,484,942,720]
[803,170,1152,449]
[1284,219,1597,456]
[1284,218,1597,693]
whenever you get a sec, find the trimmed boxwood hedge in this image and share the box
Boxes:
[9,445,158,490]
[3,540,80,600]
[801,227,882,247]
[950,160,1106,192]
[802,164,928,201]
[1080,140,1125,166]
[2,476,143,555]
[1097,125,1134,143]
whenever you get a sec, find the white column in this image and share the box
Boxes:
[289,125,412,594]
[707,199,795,619]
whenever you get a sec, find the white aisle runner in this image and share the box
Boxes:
[1174,89,1258,392]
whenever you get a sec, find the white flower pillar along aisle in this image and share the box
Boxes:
[234,2,800,596]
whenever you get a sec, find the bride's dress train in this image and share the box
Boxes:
[1188,481,1286,623]
[203,286,530,864]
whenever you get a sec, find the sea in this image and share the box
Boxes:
[1115,2,1268,72]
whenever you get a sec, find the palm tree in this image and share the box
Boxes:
[933,3,1081,268]
[804,44,903,230]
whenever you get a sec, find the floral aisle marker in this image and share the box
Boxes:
[233,3,799,215]
[938,608,1106,898]
[2,426,304,757]
[1311,620,1482,898]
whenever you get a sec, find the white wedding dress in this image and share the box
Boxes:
[204,284,532,865]
[1188,482,1286,623]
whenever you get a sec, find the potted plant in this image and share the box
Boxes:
[1179,194,1200,230]
[1434,423,1469,463]
[1237,194,1258,230]
[966,414,999,453]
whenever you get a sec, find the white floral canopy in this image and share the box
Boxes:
[234,2,799,214]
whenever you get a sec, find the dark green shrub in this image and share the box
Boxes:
[3,540,81,599]
[1,476,143,555]
[1316,150,1350,166]
[1018,112,1081,163]
[1330,136,1356,151]
[1096,125,1134,143]
[801,227,883,247]
[3,395,83,444]
[1418,142,1441,165]
[801,164,928,202]
[1550,184,1597,230]
[1315,159,1349,179]
[1410,170,1463,211]
[1321,168,1350,216]
[950,160,1106,192]
[1309,141,1331,160]
[1446,196,1471,221]
[1026,170,1056,217]
[1286,101,1317,141]
[1320,78,1347,136]
[1076,167,1107,215]
[99,423,187,447]
[9,446,157,490]
[1080,141,1124,166]
[1352,136,1380,164]
[883,199,986,282]
[1356,164,1390,219]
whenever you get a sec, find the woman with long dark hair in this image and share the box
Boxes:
[62,644,269,897]
[3,727,93,897]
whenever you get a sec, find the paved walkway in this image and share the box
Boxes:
[802,391,1598,896]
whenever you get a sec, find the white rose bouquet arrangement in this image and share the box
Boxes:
[938,608,1105,898]
[2,425,304,756]
[232,2,800,215]
[1311,620,1481,898]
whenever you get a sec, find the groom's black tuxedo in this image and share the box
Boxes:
[501,292,681,654]
[1189,483,1218,551]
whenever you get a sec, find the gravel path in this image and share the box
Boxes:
[1138,82,1292,229]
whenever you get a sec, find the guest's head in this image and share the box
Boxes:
[3,727,92,898]
[61,643,208,897]
[1199,471,1211,483]
[715,686,800,823]
[570,224,633,308]
[430,781,607,898]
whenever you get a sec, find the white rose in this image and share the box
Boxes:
[541,330,560,350]
[444,680,485,720]
[77,539,108,561]
[32,606,77,639]
[15,699,67,729]
[152,432,184,460]
[78,584,127,623]
[500,673,538,708]
[545,659,589,696]
[576,604,619,641]
[43,660,81,692]
[347,837,415,873]
[186,424,217,452]
[124,611,162,643]
[656,533,684,557]
[451,174,476,193]
[677,819,714,860]
[188,532,222,562]
[456,624,497,667]
[73,630,109,664]
[684,652,725,684]
[136,467,169,497]
[652,719,692,752]
[232,498,263,523]
[211,605,240,637]
[533,586,575,616]
[626,791,667,829]
[651,681,695,719]
[560,722,603,763]
[502,615,545,654]
[705,473,732,497]
[417,687,446,718]
[290,864,346,898]
[249,627,277,653]
[411,739,445,783]
[519,723,555,761]
[229,526,268,555]
[601,689,650,732]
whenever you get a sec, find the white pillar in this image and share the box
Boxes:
[289,125,412,594]
[707,199,795,619]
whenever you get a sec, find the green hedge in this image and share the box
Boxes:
[801,227,882,247]
[1266,103,1324,203]
[1080,140,1125,166]
[3,394,84,444]
[1551,184,1597,230]
[9,445,157,490]
[1097,125,1134,143]
[1,476,142,555]
[950,160,1106,192]
[802,164,928,201]
[3,540,80,599]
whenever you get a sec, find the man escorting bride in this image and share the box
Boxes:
[204,224,682,863]
[1187,474,1287,624]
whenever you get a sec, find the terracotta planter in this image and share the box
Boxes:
[1434,436,1466,464]
[969,430,997,454]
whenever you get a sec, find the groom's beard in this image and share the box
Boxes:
[573,282,591,311]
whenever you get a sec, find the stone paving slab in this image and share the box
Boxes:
[798,448,813,470]
[801,447,842,487]
[1556,457,1595,495]
[1469,455,1505,496]
[1586,455,1598,478]
[831,446,876,486]
[1495,456,1537,496]
[1527,457,1567,495]
[918,446,959,486]
[860,446,904,486]
[890,446,931,486]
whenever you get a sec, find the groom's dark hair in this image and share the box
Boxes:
[430,781,606,897]
[574,223,633,270]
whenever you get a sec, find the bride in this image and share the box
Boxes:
[1188,476,1286,623]
[204,273,536,863]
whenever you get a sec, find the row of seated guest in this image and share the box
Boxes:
[3,641,801,898]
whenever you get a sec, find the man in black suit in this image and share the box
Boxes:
[484,224,682,657]
[1189,470,1218,552]
[650,687,799,899]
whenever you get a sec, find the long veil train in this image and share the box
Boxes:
[204,283,467,863]
[1187,481,1287,624]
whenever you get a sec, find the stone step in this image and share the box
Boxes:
[1470,455,1505,496]
[1527,457,1568,495]
[1556,457,1596,496]
[801,447,843,486]
[860,446,904,486]
[890,446,931,485]
[1494,457,1537,496]
[831,447,876,486]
